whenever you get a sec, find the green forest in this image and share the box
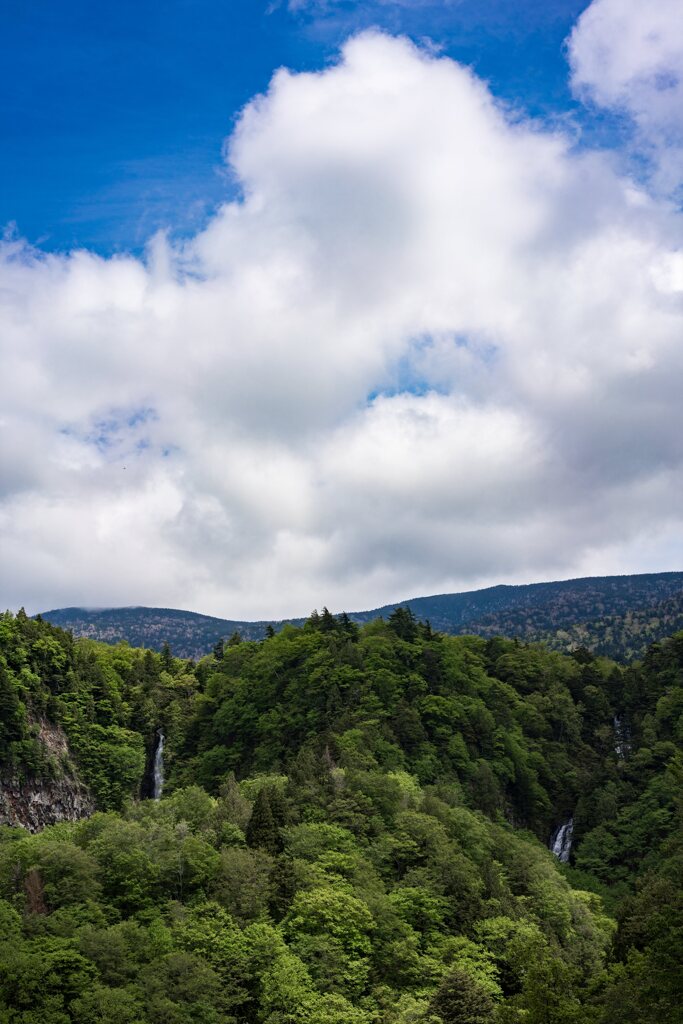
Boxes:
[0,607,681,1023]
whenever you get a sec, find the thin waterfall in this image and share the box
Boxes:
[152,730,165,800]
[549,817,573,863]
[613,715,629,758]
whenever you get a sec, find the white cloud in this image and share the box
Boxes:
[2,29,683,618]
[569,0,683,192]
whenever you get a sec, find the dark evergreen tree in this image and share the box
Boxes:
[246,787,281,854]
[319,607,338,633]
[340,611,359,640]
[388,606,418,642]
[324,683,342,725]
[143,648,159,683]
[213,637,225,661]
[0,663,23,756]
[161,642,174,672]
[267,785,288,832]
[306,610,322,630]
[429,969,495,1024]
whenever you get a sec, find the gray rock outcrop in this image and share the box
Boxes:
[0,722,95,832]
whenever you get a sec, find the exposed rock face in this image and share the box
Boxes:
[0,721,96,833]
[0,776,95,832]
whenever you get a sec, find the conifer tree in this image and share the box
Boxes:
[388,606,418,642]
[429,969,495,1024]
[268,784,288,831]
[0,664,22,756]
[161,641,174,672]
[340,612,359,640]
[319,607,338,633]
[246,787,281,854]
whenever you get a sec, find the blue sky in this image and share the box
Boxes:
[2,0,591,254]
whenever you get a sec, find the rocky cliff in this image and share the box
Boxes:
[0,722,95,832]
[0,775,95,832]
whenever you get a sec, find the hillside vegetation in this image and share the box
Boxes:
[534,589,683,661]
[0,608,682,1022]
[37,606,277,659]
[40,570,683,660]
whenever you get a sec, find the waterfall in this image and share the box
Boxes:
[549,817,573,863]
[613,715,629,758]
[152,731,165,800]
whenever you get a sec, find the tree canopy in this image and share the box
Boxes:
[0,608,682,1022]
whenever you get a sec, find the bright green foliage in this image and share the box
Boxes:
[0,772,612,1023]
[284,886,374,995]
[0,611,201,807]
[0,611,682,1022]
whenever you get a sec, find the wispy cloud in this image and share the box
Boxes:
[569,0,683,193]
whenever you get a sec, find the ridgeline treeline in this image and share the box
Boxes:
[39,571,683,662]
[0,607,681,1023]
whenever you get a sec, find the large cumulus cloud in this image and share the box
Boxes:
[2,19,683,618]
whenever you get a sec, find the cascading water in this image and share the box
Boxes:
[152,730,165,801]
[549,818,573,863]
[613,715,629,758]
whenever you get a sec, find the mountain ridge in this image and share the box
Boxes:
[38,570,683,661]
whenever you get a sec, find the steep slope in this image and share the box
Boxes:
[0,610,199,826]
[39,570,683,660]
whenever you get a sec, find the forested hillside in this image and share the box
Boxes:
[37,606,278,659]
[0,608,682,1022]
[534,590,683,661]
[354,572,683,637]
[40,570,683,660]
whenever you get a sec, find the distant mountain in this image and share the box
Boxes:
[39,571,683,661]
[350,572,683,635]
[37,606,289,661]
[534,588,683,662]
